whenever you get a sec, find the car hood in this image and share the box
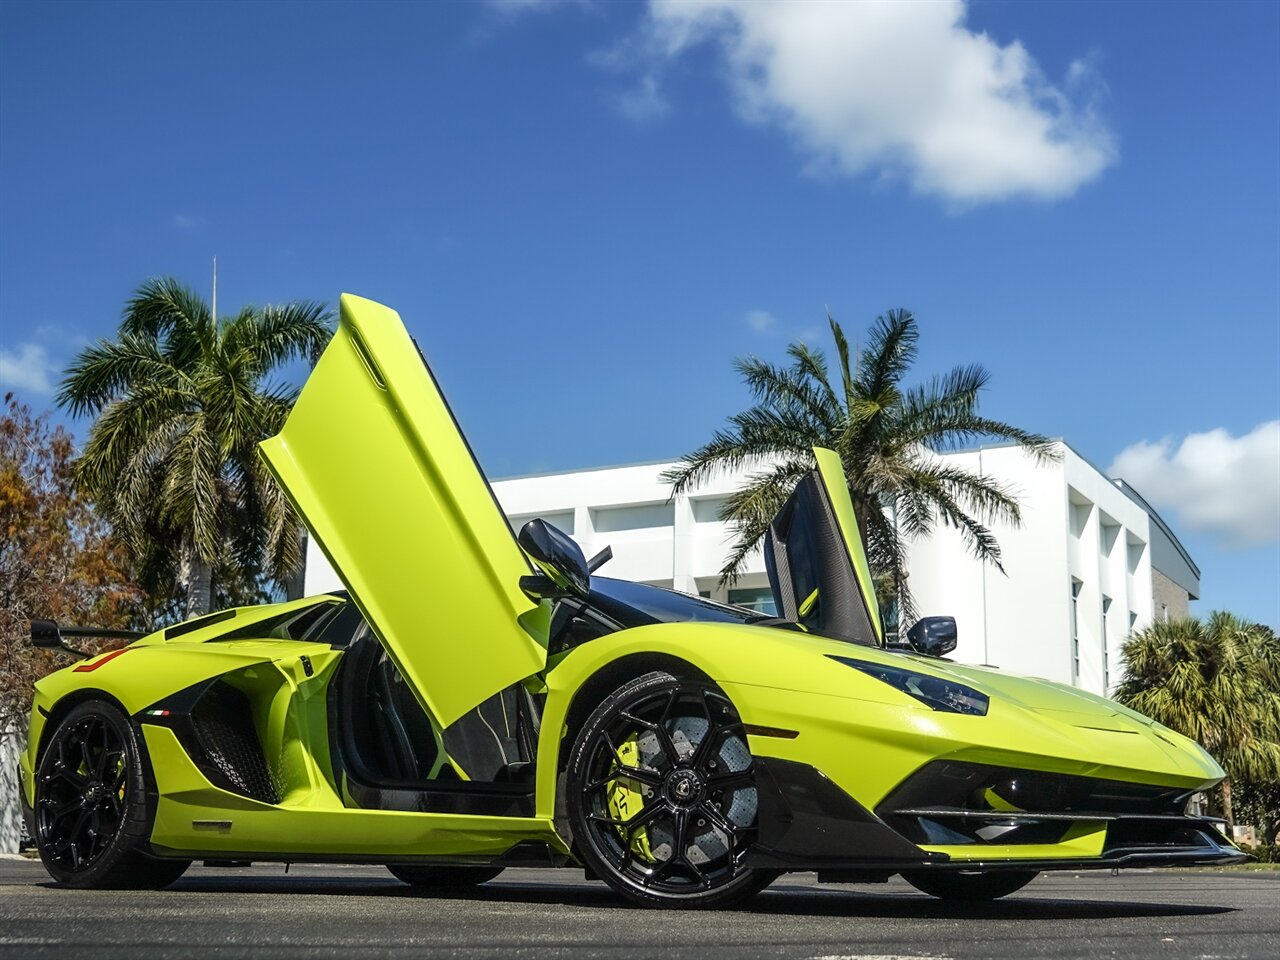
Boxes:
[910,656,1143,726]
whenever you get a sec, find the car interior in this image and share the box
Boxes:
[311,601,543,815]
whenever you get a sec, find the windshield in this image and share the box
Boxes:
[588,577,761,625]
[586,576,876,647]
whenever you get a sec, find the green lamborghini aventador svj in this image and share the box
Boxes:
[20,295,1244,908]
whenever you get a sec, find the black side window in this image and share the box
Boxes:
[216,602,336,642]
[311,603,368,648]
[765,471,877,646]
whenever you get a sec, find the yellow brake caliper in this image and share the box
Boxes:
[606,734,656,863]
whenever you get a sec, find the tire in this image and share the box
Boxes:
[566,670,776,909]
[386,864,503,889]
[902,869,1038,901]
[34,699,191,889]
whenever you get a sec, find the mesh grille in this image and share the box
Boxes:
[191,683,281,804]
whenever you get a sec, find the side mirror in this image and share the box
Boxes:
[907,616,958,658]
[517,518,590,602]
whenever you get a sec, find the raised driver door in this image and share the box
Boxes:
[259,294,547,728]
[763,447,884,646]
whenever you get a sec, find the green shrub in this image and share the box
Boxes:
[1239,841,1278,863]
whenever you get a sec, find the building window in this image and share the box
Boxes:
[691,497,731,523]
[507,510,575,536]
[1070,579,1083,683]
[1129,611,1138,633]
[1101,596,1112,693]
[728,587,777,616]
[591,502,674,533]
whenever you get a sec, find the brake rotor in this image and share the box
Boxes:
[632,715,756,866]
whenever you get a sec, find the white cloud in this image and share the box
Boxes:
[483,0,586,16]
[1109,421,1280,549]
[623,0,1115,205]
[744,309,777,333]
[172,213,205,230]
[615,74,670,123]
[0,342,57,396]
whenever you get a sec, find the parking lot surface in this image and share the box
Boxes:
[0,858,1276,959]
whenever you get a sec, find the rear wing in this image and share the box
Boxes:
[30,619,146,659]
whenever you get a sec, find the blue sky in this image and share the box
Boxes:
[1,0,1277,625]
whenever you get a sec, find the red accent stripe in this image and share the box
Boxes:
[73,648,133,672]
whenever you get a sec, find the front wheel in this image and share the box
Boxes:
[34,699,190,889]
[902,869,1038,901]
[566,671,776,909]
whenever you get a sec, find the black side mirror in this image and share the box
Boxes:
[907,616,958,658]
[517,518,590,602]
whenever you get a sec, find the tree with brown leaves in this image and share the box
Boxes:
[0,393,141,733]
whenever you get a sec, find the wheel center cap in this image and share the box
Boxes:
[665,769,703,806]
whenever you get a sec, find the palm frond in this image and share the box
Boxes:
[57,336,189,418]
[733,354,840,434]
[827,314,857,414]
[120,277,214,363]
[857,309,918,400]
[661,409,820,495]
[908,461,1024,527]
[225,300,334,372]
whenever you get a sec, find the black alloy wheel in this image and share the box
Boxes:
[34,700,190,889]
[387,864,504,889]
[902,869,1038,900]
[567,671,776,908]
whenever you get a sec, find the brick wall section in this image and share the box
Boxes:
[1152,567,1191,622]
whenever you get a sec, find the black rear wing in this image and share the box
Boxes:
[30,619,146,658]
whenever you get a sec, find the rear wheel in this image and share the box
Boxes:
[386,864,503,889]
[903,869,1038,901]
[567,671,775,909]
[34,699,190,889]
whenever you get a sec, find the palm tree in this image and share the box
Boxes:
[662,309,1056,626]
[58,278,333,618]
[1115,613,1280,825]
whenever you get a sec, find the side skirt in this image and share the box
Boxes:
[145,840,572,869]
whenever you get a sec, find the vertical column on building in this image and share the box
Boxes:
[671,493,698,595]
[575,505,595,563]
[1102,519,1128,696]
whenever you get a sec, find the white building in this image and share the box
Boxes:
[304,440,1198,698]
[898,443,1198,695]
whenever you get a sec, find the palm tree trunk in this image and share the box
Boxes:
[180,547,213,618]
[1221,778,1234,828]
[284,528,307,601]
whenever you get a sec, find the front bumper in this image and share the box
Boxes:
[744,757,1247,873]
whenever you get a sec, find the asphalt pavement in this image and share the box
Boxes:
[0,857,1276,959]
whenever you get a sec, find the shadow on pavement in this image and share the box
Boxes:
[101,873,1237,921]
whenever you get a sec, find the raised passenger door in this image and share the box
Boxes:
[763,447,884,646]
[259,294,547,727]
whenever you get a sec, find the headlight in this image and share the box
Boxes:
[829,655,989,716]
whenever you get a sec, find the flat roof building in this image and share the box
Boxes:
[303,440,1197,698]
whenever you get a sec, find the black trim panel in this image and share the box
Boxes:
[746,757,939,869]
[743,757,1246,873]
[164,610,237,640]
[146,842,569,868]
